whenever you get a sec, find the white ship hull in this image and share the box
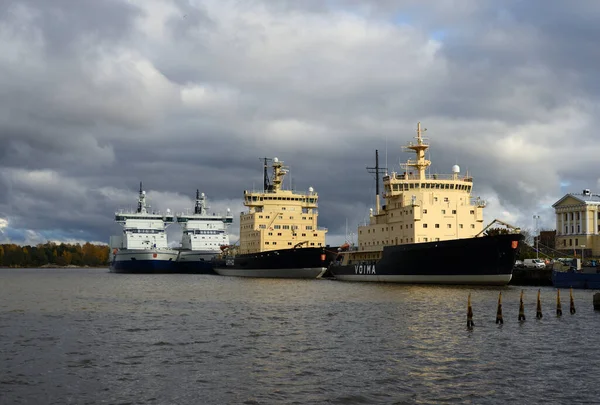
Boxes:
[176,250,221,274]
[109,249,179,273]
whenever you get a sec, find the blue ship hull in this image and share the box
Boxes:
[552,270,600,289]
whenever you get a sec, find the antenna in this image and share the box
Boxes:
[366,149,388,215]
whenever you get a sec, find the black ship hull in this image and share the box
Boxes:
[214,247,338,278]
[329,233,524,285]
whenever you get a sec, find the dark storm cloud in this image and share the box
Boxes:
[1,0,599,245]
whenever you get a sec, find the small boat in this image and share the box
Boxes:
[552,258,600,289]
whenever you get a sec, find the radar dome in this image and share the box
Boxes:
[166,208,171,214]
[273,157,279,163]
[227,208,231,212]
[452,165,460,173]
[201,192,205,197]
[142,190,146,195]
[308,186,314,193]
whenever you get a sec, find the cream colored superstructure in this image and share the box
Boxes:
[553,189,600,257]
[357,123,485,256]
[238,158,327,254]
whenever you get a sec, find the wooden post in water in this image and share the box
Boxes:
[518,290,526,321]
[495,292,503,324]
[467,293,474,329]
[594,293,600,311]
[570,288,576,314]
[536,289,543,319]
[556,289,562,317]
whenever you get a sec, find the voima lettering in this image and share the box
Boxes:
[354,264,376,275]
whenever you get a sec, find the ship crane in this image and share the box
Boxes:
[475,219,522,237]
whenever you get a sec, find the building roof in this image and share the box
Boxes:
[553,192,600,208]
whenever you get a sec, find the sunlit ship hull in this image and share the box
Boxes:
[176,250,219,274]
[214,247,338,279]
[329,234,524,285]
[109,250,179,273]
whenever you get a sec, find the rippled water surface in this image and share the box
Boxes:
[1,268,599,404]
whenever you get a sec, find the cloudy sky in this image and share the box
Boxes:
[1,0,599,246]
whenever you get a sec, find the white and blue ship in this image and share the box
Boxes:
[109,183,179,273]
[175,190,233,273]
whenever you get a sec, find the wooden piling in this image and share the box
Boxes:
[570,288,576,314]
[467,293,474,329]
[536,289,543,319]
[556,289,562,316]
[495,292,503,324]
[518,290,526,321]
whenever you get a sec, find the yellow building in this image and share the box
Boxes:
[357,122,486,258]
[553,189,600,257]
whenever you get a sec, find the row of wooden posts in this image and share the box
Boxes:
[466,288,576,328]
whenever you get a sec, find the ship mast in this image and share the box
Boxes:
[401,122,431,179]
[136,182,148,214]
[271,158,287,192]
[194,189,206,215]
[367,149,387,214]
[261,157,273,192]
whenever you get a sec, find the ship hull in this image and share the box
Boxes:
[109,250,179,274]
[329,233,524,285]
[176,250,219,274]
[552,270,600,289]
[214,247,337,279]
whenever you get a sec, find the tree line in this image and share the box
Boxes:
[0,242,109,268]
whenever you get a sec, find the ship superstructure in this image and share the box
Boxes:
[357,122,486,258]
[176,190,233,273]
[214,157,337,278]
[329,123,523,285]
[109,182,179,273]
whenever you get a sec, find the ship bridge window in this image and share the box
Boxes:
[450,184,455,189]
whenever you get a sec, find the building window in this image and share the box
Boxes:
[459,224,463,229]
[575,238,578,246]
[435,224,440,228]
[423,209,428,214]
[442,209,446,214]
[571,226,574,233]
[423,224,428,228]
[577,213,580,220]
[471,224,475,228]
[565,226,568,234]
[424,238,428,242]
[563,240,566,247]
[444,197,449,202]
[452,210,456,214]
[577,225,581,233]
[447,224,452,228]
[569,239,573,246]
[470,210,475,214]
